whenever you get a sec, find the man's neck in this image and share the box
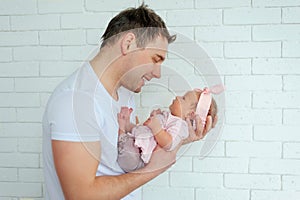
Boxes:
[90,48,123,101]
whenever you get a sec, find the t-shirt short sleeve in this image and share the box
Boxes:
[46,90,102,142]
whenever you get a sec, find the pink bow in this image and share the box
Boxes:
[195,84,224,127]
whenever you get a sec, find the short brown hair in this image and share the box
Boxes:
[100,3,176,48]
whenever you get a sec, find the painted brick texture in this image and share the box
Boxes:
[0,0,299,199]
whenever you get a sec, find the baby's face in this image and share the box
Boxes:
[169,91,199,118]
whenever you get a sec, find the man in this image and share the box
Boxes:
[43,4,213,200]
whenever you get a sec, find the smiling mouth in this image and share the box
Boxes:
[137,77,147,88]
[142,77,151,85]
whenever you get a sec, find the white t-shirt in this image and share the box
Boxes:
[42,62,141,200]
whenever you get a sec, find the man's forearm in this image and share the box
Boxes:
[82,145,178,200]
[53,140,177,200]
[85,170,160,200]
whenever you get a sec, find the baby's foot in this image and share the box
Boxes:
[118,107,133,133]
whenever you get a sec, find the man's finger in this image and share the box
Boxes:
[212,115,218,128]
[185,116,192,127]
[203,115,213,137]
[194,115,204,137]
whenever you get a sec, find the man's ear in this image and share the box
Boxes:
[121,32,136,55]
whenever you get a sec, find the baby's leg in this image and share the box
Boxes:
[117,133,144,173]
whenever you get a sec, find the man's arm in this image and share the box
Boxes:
[52,140,178,200]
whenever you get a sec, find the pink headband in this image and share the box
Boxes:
[195,84,225,127]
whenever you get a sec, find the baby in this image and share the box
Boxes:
[117,86,222,172]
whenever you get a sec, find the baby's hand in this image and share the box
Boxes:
[143,113,162,135]
[150,108,162,117]
[120,107,133,117]
[117,107,133,132]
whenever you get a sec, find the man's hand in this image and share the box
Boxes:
[137,143,182,174]
[183,114,217,144]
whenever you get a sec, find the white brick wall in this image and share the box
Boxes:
[0,32,38,46]
[225,41,281,58]
[0,17,9,31]
[282,175,300,190]
[0,0,37,15]
[224,8,281,25]
[0,62,39,77]
[1,0,300,199]
[224,174,281,189]
[252,0,300,7]
[195,26,251,42]
[11,15,60,31]
[167,10,222,26]
[37,0,84,14]
[253,25,300,41]
[226,141,282,157]
[196,189,249,200]
[283,41,300,57]
[39,30,86,45]
[282,7,300,23]
[195,0,251,8]
[251,190,300,200]
[61,13,112,29]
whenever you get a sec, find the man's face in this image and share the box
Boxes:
[120,35,168,93]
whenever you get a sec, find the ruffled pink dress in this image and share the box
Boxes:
[131,111,189,163]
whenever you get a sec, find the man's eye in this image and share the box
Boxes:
[153,59,159,63]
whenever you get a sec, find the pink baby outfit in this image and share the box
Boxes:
[117,111,189,172]
[134,111,189,163]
